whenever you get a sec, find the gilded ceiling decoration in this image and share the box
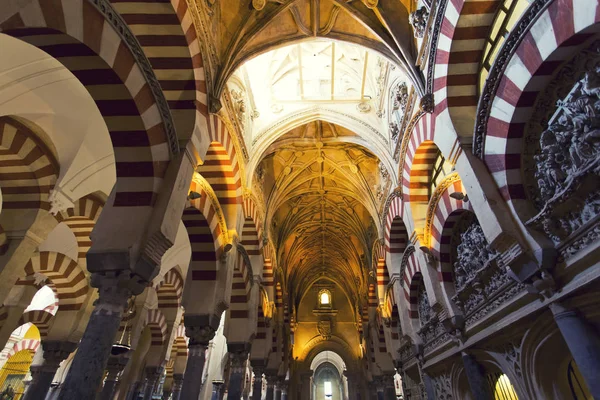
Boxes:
[256,120,387,307]
[195,0,423,108]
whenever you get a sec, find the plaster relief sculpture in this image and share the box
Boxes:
[252,0,266,10]
[393,82,409,112]
[409,7,429,39]
[390,122,400,142]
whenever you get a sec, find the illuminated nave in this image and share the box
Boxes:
[0,0,599,399]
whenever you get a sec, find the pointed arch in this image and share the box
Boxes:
[0,0,175,207]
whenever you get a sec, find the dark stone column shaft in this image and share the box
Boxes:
[180,343,207,399]
[551,303,600,398]
[60,276,133,400]
[422,373,436,400]
[227,345,250,400]
[274,387,282,400]
[461,352,493,400]
[24,341,77,400]
[142,366,163,400]
[171,373,184,400]
[265,380,275,400]
[251,372,263,400]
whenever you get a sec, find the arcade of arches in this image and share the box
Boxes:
[0,0,599,399]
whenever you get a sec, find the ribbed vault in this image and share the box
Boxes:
[256,120,383,308]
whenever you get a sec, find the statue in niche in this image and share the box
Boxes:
[409,7,429,39]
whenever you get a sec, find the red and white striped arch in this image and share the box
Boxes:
[146,308,168,347]
[402,252,422,319]
[400,112,436,201]
[229,251,252,320]
[156,267,184,310]
[428,179,473,282]
[18,309,54,338]
[7,339,39,359]
[196,115,243,228]
[54,195,104,269]
[383,193,406,252]
[22,252,88,311]
[0,117,59,212]
[433,0,502,136]
[373,241,388,304]
[482,0,600,215]
[0,0,173,208]
[242,196,263,256]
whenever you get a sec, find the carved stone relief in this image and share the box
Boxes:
[524,43,600,245]
[409,7,429,39]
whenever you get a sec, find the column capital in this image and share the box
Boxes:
[228,342,251,373]
[144,365,164,381]
[184,314,220,346]
[41,341,77,367]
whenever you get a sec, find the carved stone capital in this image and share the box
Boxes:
[184,313,221,346]
[419,94,434,113]
[37,341,77,370]
[48,188,75,216]
[409,6,429,38]
[228,342,251,373]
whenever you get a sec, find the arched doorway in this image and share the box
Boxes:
[310,351,348,400]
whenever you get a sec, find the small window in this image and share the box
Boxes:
[429,151,453,197]
[324,381,332,398]
[320,291,330,305]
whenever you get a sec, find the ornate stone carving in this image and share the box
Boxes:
[390,121,400,142]
[418,287,433,326]
[409,7,429,39]
[454,221,499,292]
[433,373,453,400]
[185,324,216,346]
[230,89,247,124]
[420,94,434,113]
[252,0,266,10]
[317,318,332,340]
[524,59,600,244]
[357,100,372,113]
[393,82,409,112]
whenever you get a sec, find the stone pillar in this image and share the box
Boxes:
[274,382,282,400]
[461,352,492,400]
[227,344,250,400]
[211,381,224,400]
[550,302,600,398]
[23,341,77,400]
[142,366,163,400]
[171,373,184,400]
[265,375,276,400]
[99,355,129,400]
[251,364,264,400]
[421,372,436,400]
[60,272,141,400]
[383,375,396,400]
[180,315,219,400]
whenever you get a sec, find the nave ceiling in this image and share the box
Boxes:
[195,0,423,107]
[256,120,391,309]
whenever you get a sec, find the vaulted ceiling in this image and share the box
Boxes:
[199,0,423,103]
[256,120,389,308]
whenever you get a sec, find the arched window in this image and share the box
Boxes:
[429,150,453,197]
[319,290,331,306]
[478,0,530,93]
[486,372,519,400]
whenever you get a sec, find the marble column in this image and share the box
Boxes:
[180,315,219,400]
[99,355,129,400]
[265,375,276,400]
[461,352,492,400]
[23,341,77,400]
[60,272,138,400]
[251,365,264,400]
[227,343,250,400]
[171,373,184,400]
[550,302,600,398]
[142,365,163,400]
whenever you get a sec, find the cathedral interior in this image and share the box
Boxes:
[0,0,599,399]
